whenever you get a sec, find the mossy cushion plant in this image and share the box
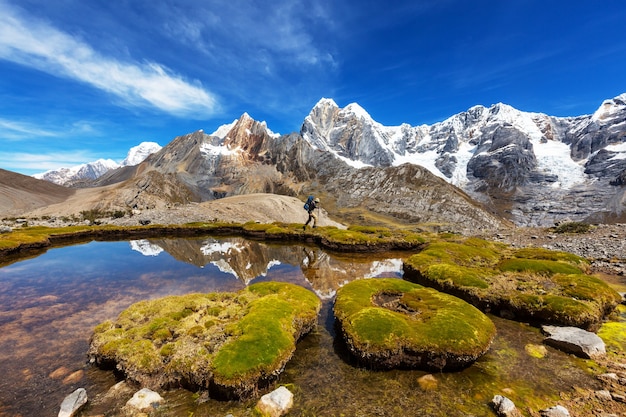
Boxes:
[403,238,622,330]
[88,282,321,399]
[333,278,496,371]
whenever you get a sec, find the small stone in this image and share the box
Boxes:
[612,392,626,403]
[540,405,570,417]
[58,388,87,417]
[598,373,619,382]
[595,389,612,401]
[256,386,294,417]
[126,388,163,411]
[49,367,70,379]
[417,374,438,391]
[491,395,522,417]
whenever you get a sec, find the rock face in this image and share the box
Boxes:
[301,94,626,226]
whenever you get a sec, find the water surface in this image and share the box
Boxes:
[0,236,604,416]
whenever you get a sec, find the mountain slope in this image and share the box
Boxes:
[0,169,75,216]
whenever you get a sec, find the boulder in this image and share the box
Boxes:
[542,325,606,358]
[58,388,87,417]
[490,395,522,417]
[125,388,163,411]
[256,386,294,417]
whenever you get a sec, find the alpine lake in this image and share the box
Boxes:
[0,231,624,417]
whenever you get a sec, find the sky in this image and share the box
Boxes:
[1,0,625,176]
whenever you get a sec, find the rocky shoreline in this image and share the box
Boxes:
[481,223,626,276]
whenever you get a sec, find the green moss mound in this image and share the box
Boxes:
[404,238,621,330]
[334,278,496,371]
[88,282,321,399]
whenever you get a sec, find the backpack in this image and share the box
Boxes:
[303,195,315,211]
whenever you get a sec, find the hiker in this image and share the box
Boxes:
[303,197,320,229]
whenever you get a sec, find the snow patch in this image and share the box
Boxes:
[532,139,587,188]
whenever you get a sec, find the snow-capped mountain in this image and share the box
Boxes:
[301,94,626,225]
[27,93,626,227]
[34,141,162,186]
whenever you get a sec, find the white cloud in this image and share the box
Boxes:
[0,1,220,118]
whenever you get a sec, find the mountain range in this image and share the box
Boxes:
[12,92,626,230]
[33,142,162,186]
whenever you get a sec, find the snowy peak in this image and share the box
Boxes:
[122,142,162,166]
[211,119,238,139]
[33,158,118,186]
[33,141,161,186]
[592,93,626,123]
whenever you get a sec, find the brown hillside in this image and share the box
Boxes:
[0,169,75,217]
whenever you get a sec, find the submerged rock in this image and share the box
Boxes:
[334,278,496,371]
[256,386,294,417]
[58,388,87,417]
[125,388,163,412]
[88,282,321,399]
[542,325,606,358]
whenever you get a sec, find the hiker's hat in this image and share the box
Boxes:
[314,198,320,203]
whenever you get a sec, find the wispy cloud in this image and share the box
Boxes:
[162,0,336,69]
[0,151,99,173]
[0,118,59,140]
[0,117,102,141]
[0,1,220,118]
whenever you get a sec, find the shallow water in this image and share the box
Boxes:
[0,236,609,416]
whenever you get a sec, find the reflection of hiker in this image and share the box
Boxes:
[303,196,320,229]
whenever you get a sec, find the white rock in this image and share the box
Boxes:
[491,394,522,417]
[256,386,294,417]
[125,388,163,411]
[540,404,570,417]
[58,388,87,417]
[542,325,606,358]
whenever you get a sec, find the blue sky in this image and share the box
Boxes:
[1,0,625,175]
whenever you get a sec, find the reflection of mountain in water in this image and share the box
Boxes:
[130,240,164,256]
[129,237,404,298]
